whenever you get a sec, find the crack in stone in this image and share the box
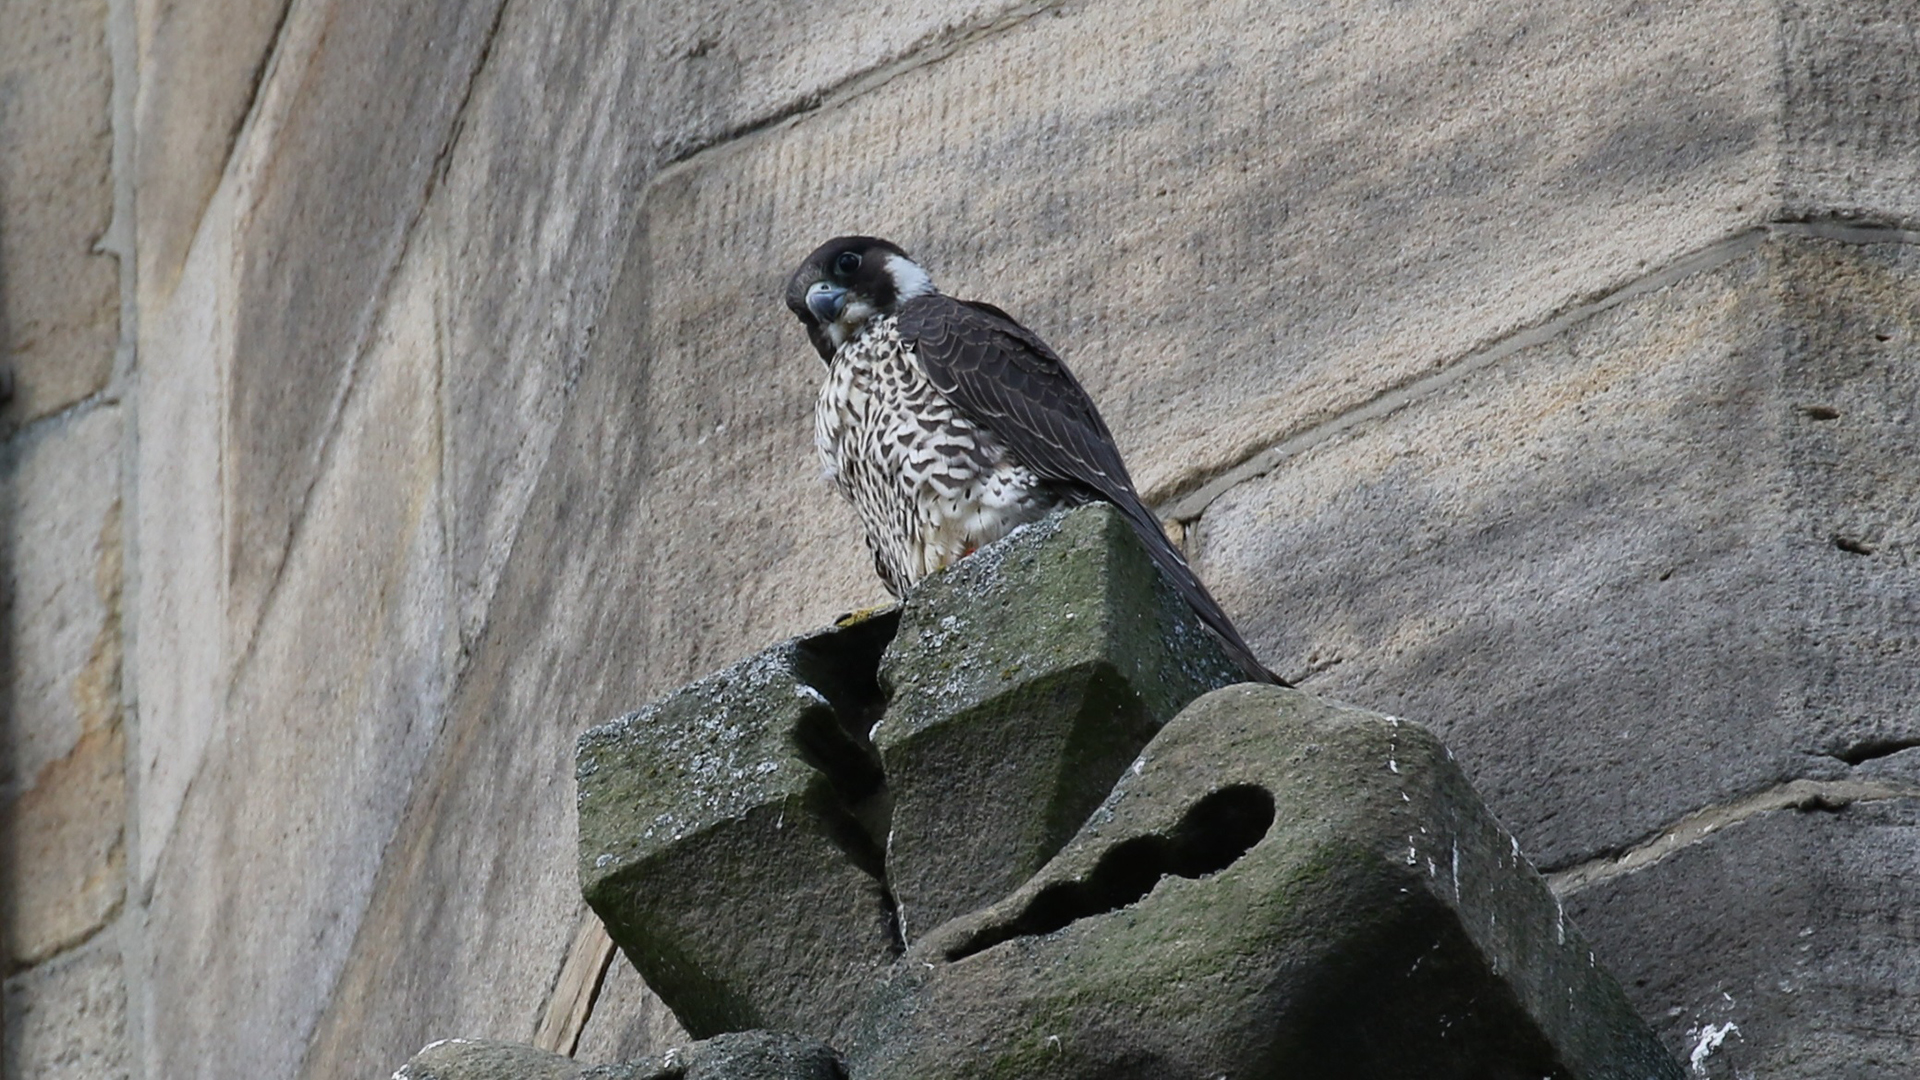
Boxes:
[1545,777,1920,897]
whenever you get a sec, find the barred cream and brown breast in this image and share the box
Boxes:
[814,313,1063,594]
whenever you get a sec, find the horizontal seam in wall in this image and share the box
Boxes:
[1545,776,1920,897]
[1157,220,1920,523]
[653,0,1075,175]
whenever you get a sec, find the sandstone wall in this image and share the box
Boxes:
[1,0,1914,1077]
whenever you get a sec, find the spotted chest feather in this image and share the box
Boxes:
[815,315,1061,595]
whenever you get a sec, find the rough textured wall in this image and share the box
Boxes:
[1,0,1915,1077]
[1,0,131,1074]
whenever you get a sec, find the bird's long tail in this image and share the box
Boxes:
[1108,498,1288,686]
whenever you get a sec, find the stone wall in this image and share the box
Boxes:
[0,0,1913,1077]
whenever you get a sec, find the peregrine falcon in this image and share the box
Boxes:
[785,236,1279,684]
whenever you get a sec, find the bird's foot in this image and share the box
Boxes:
[833,604,897,628]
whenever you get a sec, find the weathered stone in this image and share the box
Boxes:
[845,684,1680,1079]
[2,721,125,966]
[586,1030,848,1080]
[1565,796,1920,1078]
[398,1031,847,1080]
[2,405,123,797]
[397,1038,588,1080]
[1,406,125,964]
[1199,234,1920,872]
[133,0,293,310]
[145,247,456,1080]
[633,0,1847,510]
[876,503,1243,937]
[221,0,507,660]
[1780,0,1920,225]
[0,0,117,428]
[3,939,130,1080]
[578,615,900,1040]
[132,182,231,893]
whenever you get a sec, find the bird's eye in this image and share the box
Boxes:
[834,252,862,275]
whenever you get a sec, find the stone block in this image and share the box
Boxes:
[1,405,125,965]
[144,249,456,1080]
[2,405,123,797]
[3,939,130,1080]
[1565,797,1920,1078]
[876,503,1243,938]
[1198,234,1920,872]
[399,1031,846,1080]
[578,615,900,1040]
[0,0,117,428]
[845,684,1680,1080]
[640,0,1797,508]
[131,184,232,893]
[1781,0,1920,225]
[397,1038,588,1080]
[221,0,507,658]
[2,720,125,966]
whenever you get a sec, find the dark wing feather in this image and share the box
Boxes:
[898,297,1135,502]
[896,295,1283,685]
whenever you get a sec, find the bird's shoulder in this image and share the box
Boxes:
[894,294,1067,379]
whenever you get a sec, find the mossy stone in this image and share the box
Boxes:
[875,503,1246,939]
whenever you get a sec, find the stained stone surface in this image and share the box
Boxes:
[2,940,130,1080]
[78,0,1920,1076]
[577,615,900,1040]
[876,503,1244,938]
[1,405,126,965]
[1200,234,1920,873]
[1566,797,1920,1079]
[398,1031,847,1080]
[844,684,1681,1080]
[0,0,117,428]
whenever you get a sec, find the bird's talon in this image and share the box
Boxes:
[834,604,895,628]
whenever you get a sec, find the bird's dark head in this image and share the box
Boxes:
[785,236,937,360]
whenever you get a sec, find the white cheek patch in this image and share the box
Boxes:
[885,255,937,301]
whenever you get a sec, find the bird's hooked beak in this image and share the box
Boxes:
[806,281,849,324]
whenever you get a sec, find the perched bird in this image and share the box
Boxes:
[784,236,1280,684]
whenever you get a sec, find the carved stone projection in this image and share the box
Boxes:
[403,502,1682,1079]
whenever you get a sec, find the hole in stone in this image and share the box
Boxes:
[945,784,1276,961]
[1832,534,1874,556]
[1832,737,1920,766]
[1799,404,1840,420]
